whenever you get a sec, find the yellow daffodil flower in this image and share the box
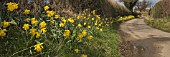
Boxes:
[0,29,7,38]
[68,18,74,23]
[24,9,30,14]
[22,24,30,30]
[31,18,38,26]
[39,21,46,28]
[92,18,95,21]
[96,27,99,30]
[74,49,79,53]
[78,23,82,27]
[29,28,36,36]
[61,18,67,23]
[34,43,43,52]
[88,26,91,29]
[41,28,47,34]
[82,30,87,36]
[55,15,60,19]
[100,28,103,32]
[44,6,49,11]
[87,35,93,40]
[59,22,65,27]
[78,33,83,39]
[36,32,40,38]
[77,15,81,20]
[46,10,55,17]
[2,20,10,28]
[84,22,86,25]
[6,2,18,11]
[64,30,70,37]
[81,54,87,57]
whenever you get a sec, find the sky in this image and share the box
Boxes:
[113,0,160,7]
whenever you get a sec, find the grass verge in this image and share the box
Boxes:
[61,24,122,57]
[145,17,170,32]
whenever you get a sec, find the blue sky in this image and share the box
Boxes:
[113,0,160,7]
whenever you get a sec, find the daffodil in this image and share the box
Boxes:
[68,18,74,23]
[74,49,79,53]
[95,23,97,26]
[87,35,93,40]
[41,28,47,34]
[88,26,91,29]
[84,22,86,25]
[2,20,10,28]
[39,21,46,28]
[0,29,7,38]
[77,15,81,20]
[24,9,30,14]
[6,2,18,11]
[92,10,96,15]
[34,43,43,52]
[36,32,40,38]
[46,10,55,17]
[29,28,36,36]
[44,6,49,11]
[61,18,67,23]
[31,18,38,26]
[92,18,95,21]
[55,15,60,19]
[78,23,82,27]
[50,18,54,25]
[81,54,87,57]
[59,22,65,27]
[64,30,70,37]
[99,24,102,26]
[22,24,30,30]
[100,28,103,32]
[82,30,87,36]
[78,33,83,39]
[96,27,99,30]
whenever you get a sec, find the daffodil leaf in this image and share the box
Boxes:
[30,50,32,54]
[9,21,17,25]
[35,40,40,43]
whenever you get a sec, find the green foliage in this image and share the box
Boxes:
[145,17,170,32]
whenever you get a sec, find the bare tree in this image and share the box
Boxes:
[135,0,152,12]
[120,0,139,12]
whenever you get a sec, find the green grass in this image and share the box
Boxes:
[60,25,122,57]
[145,17,170,32]
[0,24,122,57]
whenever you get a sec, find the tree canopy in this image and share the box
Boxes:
[120,0,139,11]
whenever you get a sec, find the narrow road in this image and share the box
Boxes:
[119,18,170,57]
